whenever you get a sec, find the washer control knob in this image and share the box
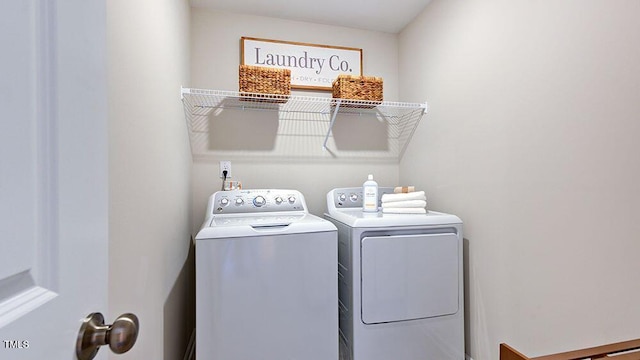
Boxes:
[220,198,229,206]
[235,198,244,206]
[274,196,283,205]
[338,194,347,202]
[350,193,358,202]
[253,195,266,207]
[288,196,296,204]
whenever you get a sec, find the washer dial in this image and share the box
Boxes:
[253,195,266,207]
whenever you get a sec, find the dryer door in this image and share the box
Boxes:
[361,233,459,324]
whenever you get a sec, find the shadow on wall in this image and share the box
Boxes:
[205,106,389,154]
[332,113,388,151]
[208,106,279,151]
[164,238,196,360]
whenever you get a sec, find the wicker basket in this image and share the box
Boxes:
[239,65,291,103]
[332,75,383,107]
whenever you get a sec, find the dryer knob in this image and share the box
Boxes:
[220,198,229,206]
[235,198,244,206]
[288,196,296,204]
[274,196,283,205]
[338,194,347,202]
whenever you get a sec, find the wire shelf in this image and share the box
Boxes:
[181,87,427,162]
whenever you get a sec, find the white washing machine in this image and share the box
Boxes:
[325,187,464,360]
[195,189,338,360]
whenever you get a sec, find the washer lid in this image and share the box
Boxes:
[325,208,461,228]
[195,213,336,239]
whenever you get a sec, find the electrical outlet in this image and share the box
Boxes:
[219,161,231,179]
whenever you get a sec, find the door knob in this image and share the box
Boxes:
[76,312,139,360]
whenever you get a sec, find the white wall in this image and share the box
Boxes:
[107,0,193,359]
[190,9,401,227]
[399,1,640,359]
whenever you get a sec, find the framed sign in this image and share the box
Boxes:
[241,37,363,91]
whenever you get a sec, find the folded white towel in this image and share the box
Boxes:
[381,191,426,203]
[381,200,427,209]
[382,208,427,214]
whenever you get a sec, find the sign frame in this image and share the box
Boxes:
[241,36,363,91]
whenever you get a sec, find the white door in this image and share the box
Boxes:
[0,0,111,359]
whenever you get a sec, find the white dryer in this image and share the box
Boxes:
[196,189,338,360]
[325,187,464,360]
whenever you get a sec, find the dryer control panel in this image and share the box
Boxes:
[209,189,306,214]
[329,187,394,209]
